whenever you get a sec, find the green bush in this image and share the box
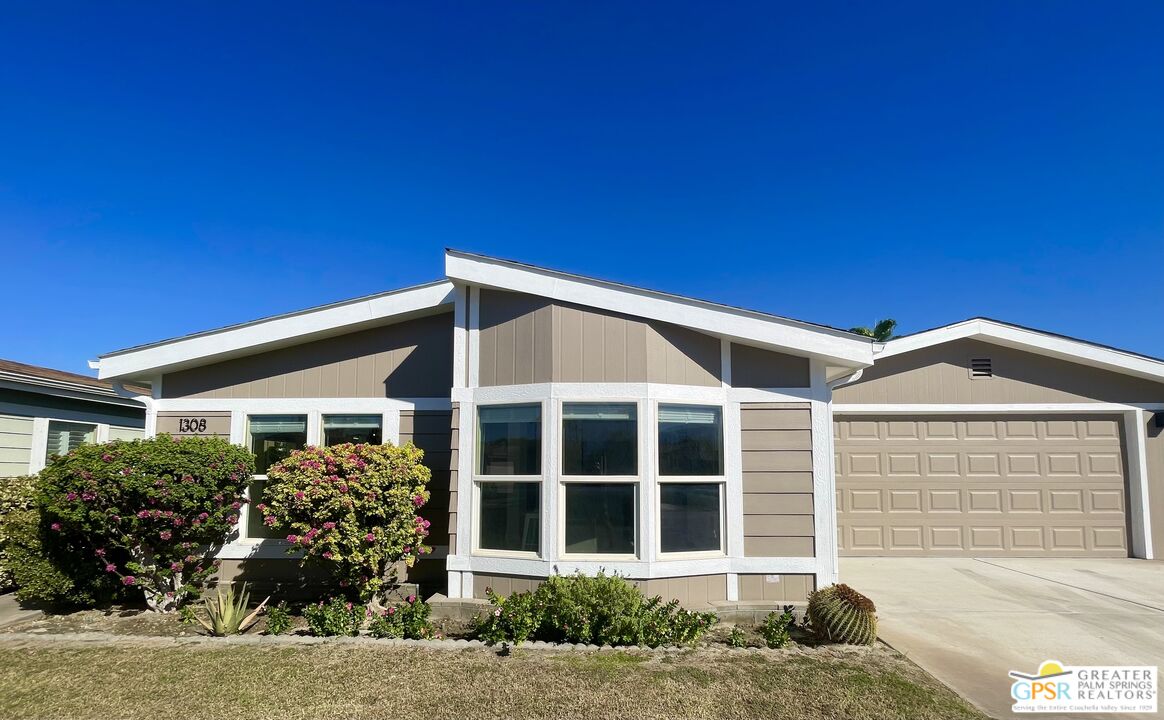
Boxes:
[727,626,748,648]
[0,476,38,590]
[473,572,718,647]
[760,607,795,649]
[36,435,254,612]
[367,594,436,639]
[261,443,432,603]
[303,596,365,637]
[265,601,292,635]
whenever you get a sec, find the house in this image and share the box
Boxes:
[0,359,146,479]
[90,251,1164,606]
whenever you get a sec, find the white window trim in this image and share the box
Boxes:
[28,417,145,474]
[471,400,546,558]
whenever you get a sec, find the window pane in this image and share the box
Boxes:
[562,403,637,476]
[322,414,382,446]
[564,483,635,554]
[249,415,307,474]
[478,482,540,553]
[479,405,541,475]
[45,421,96,460]
[660,483,721,553]
[246,478,286,539]
[658,405,723,476]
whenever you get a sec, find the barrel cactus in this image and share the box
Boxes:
[806,583,877,645]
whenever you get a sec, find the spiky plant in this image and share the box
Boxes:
[806,583,877,645]
[195,582,269,636]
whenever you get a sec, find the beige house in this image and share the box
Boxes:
[91,251,1164,607]
[0,359,145,479]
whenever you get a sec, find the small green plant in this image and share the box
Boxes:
[760,606,795,649]
[195,583,269,636]
[806,583,877,645]
[368,594,436,639]
[474,588,543,645]
[727,626,747,648]
[265,601,292,635]
[178,604,197,625]
[303,596,365,637]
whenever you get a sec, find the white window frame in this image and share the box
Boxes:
[472,401,545,559]
[655,402,727,559]
[29,417,145,474]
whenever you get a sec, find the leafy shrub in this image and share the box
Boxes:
[807,583,877,645]
[367,594,436,639]
[473,572,718,647]
[261,443,432,603]
[727,626,748,648]
[36,435,253,612]
[0,475,37,591]
[304,596,364,637]
[265,601,292,635]
[760,607,795,649]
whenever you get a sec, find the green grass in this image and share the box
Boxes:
[0,642,988,720]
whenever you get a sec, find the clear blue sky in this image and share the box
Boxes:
[3,2,1162,374]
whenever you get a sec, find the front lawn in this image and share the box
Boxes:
[0,640,987,720]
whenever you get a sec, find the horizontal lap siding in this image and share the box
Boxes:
[0,414,33,478]
[741,403,815,557]
[400,410,454,556]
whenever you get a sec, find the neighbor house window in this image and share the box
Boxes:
[475,404,542,555]
[561,402,639,556]
[323,414,382,446]
[44,421,97,462]
[247,415,307,540]
[658,405,724,554]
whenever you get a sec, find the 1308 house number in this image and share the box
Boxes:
[177,417,208,433]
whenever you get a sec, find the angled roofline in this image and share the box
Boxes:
[96,280,455,380]
[0,359,145,408]
[445,249,875,367]
[877,317,1164,383]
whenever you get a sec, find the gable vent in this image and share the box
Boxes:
[969,357,993,378]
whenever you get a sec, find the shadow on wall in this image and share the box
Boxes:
[210,558,449,602]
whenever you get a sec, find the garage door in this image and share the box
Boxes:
[835,415,1129,556]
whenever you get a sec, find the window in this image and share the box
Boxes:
[562,403,637,475]
[478,482,539,553]
[323,414,382,446]
[659,483,721,553]
[247,415,307,540]
[478,404,541,475]
[658,405,723,476]
[564,483,636,555]
[45,421,96,461]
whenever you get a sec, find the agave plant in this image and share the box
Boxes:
[195,582,270,636]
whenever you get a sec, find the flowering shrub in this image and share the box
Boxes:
[36,435,253,612]
[0,476,38,591]
[303,596,364,637]
[261,442,431,602]
[473,572,719,647]
[760,606,795,649]
[265,601,292,635]
[367,594,437,639]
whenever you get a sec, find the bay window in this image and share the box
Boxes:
[476,404,542,555]
[657,405,724,554]
[562,403,637,475]
[564,483,636,555]
[561,402,639,556]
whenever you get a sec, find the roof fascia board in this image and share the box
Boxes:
[0,378,144,408]
[445,253,873,367]
[97,282,456,380]
[880,319,1164,383]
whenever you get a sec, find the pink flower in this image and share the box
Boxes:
[81,492,96,501]
[65,492,77,501]
[170,562,181,571]
[403,546,411,554]
[137,510,150,519]
[364,533,375,542]
[122,576,136,585]
[322,522,335,530]
[345,602,353,611]
[494,608,501,617]
[101,453,113,462]
[50,522,61,531]
[322,551,333,559]
[198,512,209,520]
[230,501,241,510]
[287,534,299,543]
[226,514,238,524]
[94,548,105,557]
[294,491,305,501]
[387,606,396,615]
[159,530,172,540]
[413,495,425,507]
[407,594,416,603]
[105,563,117,573]
[338,484,348,494]
[263,515,276,526]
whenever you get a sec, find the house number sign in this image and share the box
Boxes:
[177,417,209,433]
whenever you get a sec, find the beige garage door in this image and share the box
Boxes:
[835,415,1129,556]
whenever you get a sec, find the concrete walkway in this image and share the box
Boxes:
[0,593,42,628]
[841,558,1164,720]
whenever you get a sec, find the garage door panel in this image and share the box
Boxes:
[837,414,1128,558]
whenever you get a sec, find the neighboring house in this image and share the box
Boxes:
[0,359,146,478]
[89,251,1164,607]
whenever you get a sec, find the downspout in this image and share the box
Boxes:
[109,375,155,438]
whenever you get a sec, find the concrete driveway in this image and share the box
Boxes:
[841,558,1164,720]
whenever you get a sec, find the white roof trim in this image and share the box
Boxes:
[445,250,874,367]
[878,318,1164,383]
[97,281,455,380]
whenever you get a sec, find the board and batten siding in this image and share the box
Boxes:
[0,414,34,478]
[472,573,729,609]
[477,289,721,387]
[400,409,454,554]
[730,343,811,388]
[834,338,1164,405]
[161,312,454,399]
[737,574,816,603]
[740,403,815,557]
